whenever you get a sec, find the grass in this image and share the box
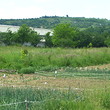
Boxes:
[1,46,110,71]
[0,69,110,109]
[1,46,110,109]
[0,86,110,110]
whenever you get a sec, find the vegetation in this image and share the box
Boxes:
[0,24,40,46]
[0,16,110,29]
[1,46,110,71]
[1,21,110,47]
[0,16,110,48]
[52,24,78,47]
[0,86,110,110]
[1,16,110,110]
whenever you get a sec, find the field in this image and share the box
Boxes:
[1,46,110,70]
[0,46,110,109]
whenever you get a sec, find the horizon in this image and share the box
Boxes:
[0,15,109,20]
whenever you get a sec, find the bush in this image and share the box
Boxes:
[19,67,36,74]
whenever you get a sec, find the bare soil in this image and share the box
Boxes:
[0,73,110,90]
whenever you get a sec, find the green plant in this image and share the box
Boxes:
[0,87,103,110]
[19,67,36,74]
[1,46,110,71]
[101,91,110,109]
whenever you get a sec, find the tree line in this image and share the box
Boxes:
[0,16,110,29]
[0,23,110,48]
[0,24,40,46]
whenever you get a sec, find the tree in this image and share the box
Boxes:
[17,24,32,44]
[52,23,78,47]
[29,30,40,46]
[16,24,40,45]
[1,29,15,45]
[76,31,92,48]
[45,32,53,47]
[104,36,110,47]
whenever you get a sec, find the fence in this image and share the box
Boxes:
[0,99,51,110]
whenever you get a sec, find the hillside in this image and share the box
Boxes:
[0,16,110,29]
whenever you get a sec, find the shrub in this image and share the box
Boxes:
[19,67,36,74]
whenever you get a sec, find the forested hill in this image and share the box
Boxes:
[0,16,110,29]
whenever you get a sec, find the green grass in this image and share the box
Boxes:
[1,46,110,72]
[0,87,109,110]
[1,46,110,110]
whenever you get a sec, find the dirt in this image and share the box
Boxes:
[1,64,110,90]
[86,64,110,69]
[0,73,110,90]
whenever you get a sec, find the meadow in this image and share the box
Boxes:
[1,46,110,109]
[1,46,110,71]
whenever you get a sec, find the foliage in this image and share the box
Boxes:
[0,87,110,109]
[0,16,110,29]
[16,24,40,45]
[52,24,78,47]
[1,46,110,71]
[104,37,110,47]
[19,67,36,74]
[1,21,110,48]
[45,32,53,47]
[0,24,40,46]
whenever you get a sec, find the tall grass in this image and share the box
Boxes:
[0,87,109,110]
[1,46,110,71]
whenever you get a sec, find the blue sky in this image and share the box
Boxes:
[0,0,110,19]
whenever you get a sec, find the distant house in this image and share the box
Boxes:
[36,38,46,47]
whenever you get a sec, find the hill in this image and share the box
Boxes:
[0,16,110,29]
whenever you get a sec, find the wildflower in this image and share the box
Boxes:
[20,49,28,59]
[44,82,47,84]
[54,71,58,78]
[3,74,6,78]
[55,71,57,74]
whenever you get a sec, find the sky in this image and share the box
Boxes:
[0,0,110,19]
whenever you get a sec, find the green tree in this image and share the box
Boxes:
[16,24,40,45]
[2,29,15,45]
[75,31,92,48]
[45,32,53,47]
[29,30,40,46]
[52,23,78,47]
[104,37,110,47]
[16,24,32,44]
